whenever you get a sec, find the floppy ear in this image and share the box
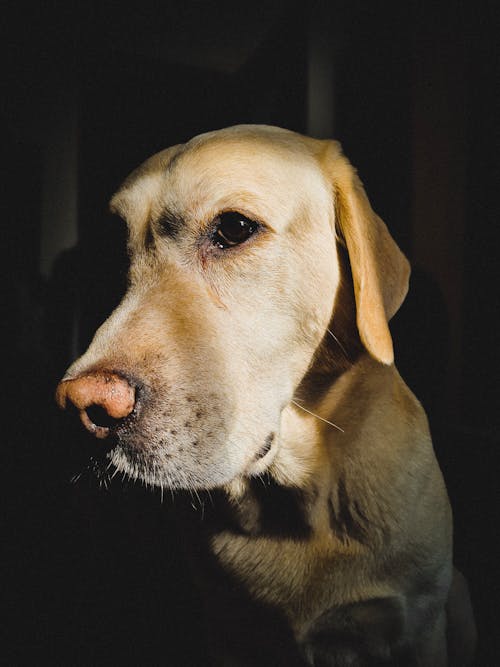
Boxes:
[322,142,410,365]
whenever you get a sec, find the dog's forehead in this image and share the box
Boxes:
[169,135,322,213]
[111,126,329,228]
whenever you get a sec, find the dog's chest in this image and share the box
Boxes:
[203,481,378,634]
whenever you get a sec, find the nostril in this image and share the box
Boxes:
[86,404,122,430]
[56,370,137,439]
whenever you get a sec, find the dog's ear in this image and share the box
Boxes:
[322,142,410,365]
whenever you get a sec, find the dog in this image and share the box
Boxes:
[56,125,475,665]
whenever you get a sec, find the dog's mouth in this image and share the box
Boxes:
[62,375,281,491]
[70,423,279,493]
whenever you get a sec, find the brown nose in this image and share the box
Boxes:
[56,371,135,439]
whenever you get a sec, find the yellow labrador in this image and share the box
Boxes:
[56,125,475,665]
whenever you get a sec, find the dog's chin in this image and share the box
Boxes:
[91,426,279,492]
[103,442,267,492]
[106,446,211,490]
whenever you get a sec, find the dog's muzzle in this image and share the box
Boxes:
[55,371,136,439]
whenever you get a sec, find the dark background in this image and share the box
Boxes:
[3,1,499,664]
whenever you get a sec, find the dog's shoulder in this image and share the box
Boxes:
[317,355,452,561]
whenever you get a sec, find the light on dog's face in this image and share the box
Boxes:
[59,126,339,490]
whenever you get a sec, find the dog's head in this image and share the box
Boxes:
[56,125,409,490]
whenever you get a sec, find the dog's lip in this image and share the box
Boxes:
[256,433,275,460]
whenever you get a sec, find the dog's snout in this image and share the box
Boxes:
[55,371,136,439]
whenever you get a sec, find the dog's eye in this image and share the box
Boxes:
[212,212,258,249]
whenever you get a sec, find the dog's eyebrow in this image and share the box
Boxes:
[155,209,184,238]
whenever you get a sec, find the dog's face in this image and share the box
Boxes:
[57,125,409,491]
[61,126,340,488]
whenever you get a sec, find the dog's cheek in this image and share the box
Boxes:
[111,417,232,489]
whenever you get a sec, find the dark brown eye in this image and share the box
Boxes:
[212,212,258,249]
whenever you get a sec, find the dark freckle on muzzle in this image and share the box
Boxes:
[256,432,275,460]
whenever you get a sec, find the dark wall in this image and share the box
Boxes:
[75,13,307,351]
[5,4,309,665]
[4,1,499,664]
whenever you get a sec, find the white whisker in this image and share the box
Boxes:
[327,328,349,360]
[291,399,344,433]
